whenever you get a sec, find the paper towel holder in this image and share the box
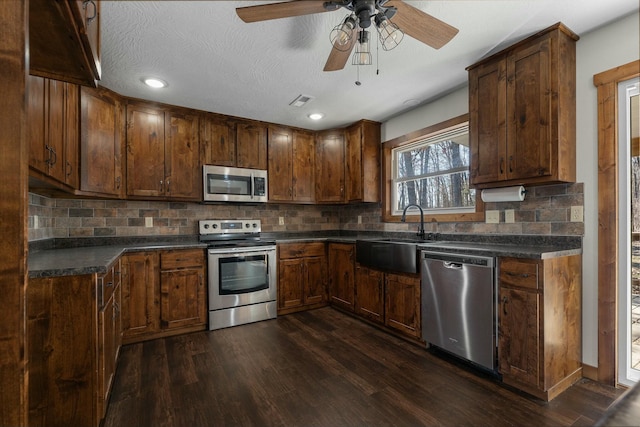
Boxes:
[480,185,527,202]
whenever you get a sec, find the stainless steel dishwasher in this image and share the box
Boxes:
[421,250,497,372]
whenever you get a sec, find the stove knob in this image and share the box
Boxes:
[245,223,250,228]
[203,224,210,229]
[252,223,258,228]
[212,224,218,229]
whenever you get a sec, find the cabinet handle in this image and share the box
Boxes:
[505,271,529,279]
[502,296,508,315]
[509,155,513,173]
[159,180,164,192]
[499,157,504,174]
[106,281,114,288]
[199,274,204,287]
[83,0,98,25]
[115,176,121,190]
[166,179,171,194]
[66,161,72,177]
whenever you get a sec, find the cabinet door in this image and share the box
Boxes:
[355,265,384,324]
[122,252,159,340]
[64,83,79,188]
[498,286,540,388]
[72,0,101,79]
[126,104,165,197]
[165,111,200,200]
[506,35,552,181]
[345,124,362,202]
[304,256,327,305]
[328,243,355,311]
[384,272,421,338]
[46,79,67,182]
[469,58,507,185]
[28,75,48,174]
[316,130,345,203]
[292,130,315,203]
[98,289,115,419]
[80,86,124,197]
[268,125,293,201]
[236,121,267,169]
[278,257,304,309]
[200,114,236,166]
[160,268,205,330]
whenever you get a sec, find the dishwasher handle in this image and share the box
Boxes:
[443,261,463,270]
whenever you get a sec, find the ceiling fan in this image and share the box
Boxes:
[236,0,459,71]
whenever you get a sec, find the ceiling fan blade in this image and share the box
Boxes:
[387,1,459,49]
[236,1,331,23]
[323,29,357,71]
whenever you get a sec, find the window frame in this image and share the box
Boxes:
[382,114,485,223]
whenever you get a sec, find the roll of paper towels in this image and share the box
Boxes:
[481,186,526,202]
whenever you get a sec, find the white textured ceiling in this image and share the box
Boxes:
[100,0,639,131]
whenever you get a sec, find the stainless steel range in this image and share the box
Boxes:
[199,219,277,330]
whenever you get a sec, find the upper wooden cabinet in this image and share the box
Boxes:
[268,126,315,203]
[316,130,346,203]
[78,86,124,198]
[30,0,101,87]
[27,75,79,190]
[468,23,578,188]
[346,120,381,203]
[126,102,200,200]
[237,120,268,169]
[200,114,267,170]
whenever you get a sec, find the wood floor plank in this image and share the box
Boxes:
[103,307,625,427]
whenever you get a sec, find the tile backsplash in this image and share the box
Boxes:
[28,182,584,241]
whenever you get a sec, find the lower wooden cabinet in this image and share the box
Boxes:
[354,264,421,339]
[328,243,356,311]
[498,255,582,401]
[384,272,421,339]
[355,264,384,324]
[28,258,122,427]
[122,248,207,344]
[277,242,328,314]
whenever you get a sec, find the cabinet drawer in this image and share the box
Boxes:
[499,258,540,290]
[160,249,205,270]
[279,242,325,259]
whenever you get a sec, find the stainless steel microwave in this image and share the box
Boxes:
[202,165,268,203]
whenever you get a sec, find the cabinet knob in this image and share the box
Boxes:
[502,296,508,315]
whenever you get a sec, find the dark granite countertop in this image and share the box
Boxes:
[28,232,581,278]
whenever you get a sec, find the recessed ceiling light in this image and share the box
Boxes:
[142,77,168,89]
[308,113,324,120]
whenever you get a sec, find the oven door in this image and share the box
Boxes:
[207,246,276,310]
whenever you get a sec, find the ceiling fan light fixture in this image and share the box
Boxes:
[330,14,356,50]
[352,29,372,66]
[376,16,403,51]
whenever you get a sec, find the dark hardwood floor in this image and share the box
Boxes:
[104,308,624,427]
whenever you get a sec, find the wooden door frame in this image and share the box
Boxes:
[0,0,28,424]
[595,60,640,385]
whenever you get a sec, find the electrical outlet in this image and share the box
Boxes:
[145,217,153,227]
[485,210,500,224]
[570,206,583,222]
[34,215,39,229]
[279,216,285,225]
[357,215,362,224]
[504,209,515,224]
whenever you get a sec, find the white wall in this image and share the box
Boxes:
[381,12,640,367]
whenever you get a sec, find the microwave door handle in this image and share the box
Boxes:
[250,173,254,200]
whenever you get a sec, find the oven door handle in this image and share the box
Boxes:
[250,172,255,200]
[208,247,276,256]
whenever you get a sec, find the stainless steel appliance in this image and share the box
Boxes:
[202,165,268,203]
[421,250,497,372]
[199,219,276,330]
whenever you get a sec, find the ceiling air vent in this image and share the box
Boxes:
[289,94,315,108]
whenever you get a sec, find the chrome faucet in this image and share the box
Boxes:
[401,204,425,239]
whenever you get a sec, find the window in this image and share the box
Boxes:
[392,124,474,215]
[382,114,483,223]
